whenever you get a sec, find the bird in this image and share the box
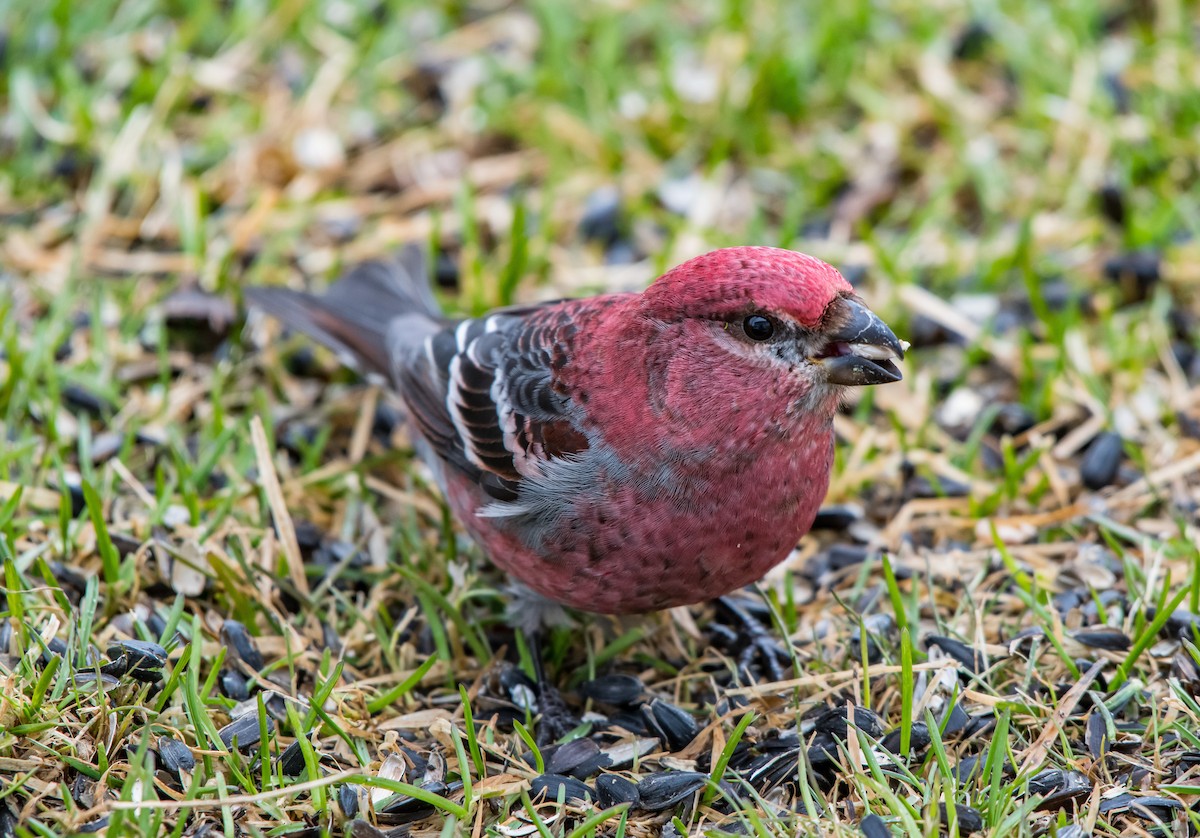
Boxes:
[246,245,904,618]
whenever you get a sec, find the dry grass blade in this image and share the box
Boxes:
[251,414,309,597]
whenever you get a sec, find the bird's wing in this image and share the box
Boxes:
[394,304,591,503]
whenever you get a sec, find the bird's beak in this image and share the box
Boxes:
[812,297,906,386]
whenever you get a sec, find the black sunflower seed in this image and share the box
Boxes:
[62,384,113,418]
[964,712,996,740]
[1086,712,1109,760]
[827,544,873,572]
[578,186,622,245]
[339,785,361,819]
[744,749,801,791]
[1103,251,1161,304]
[810,705,884,741]
[1052,588,1085,614]
[220,668,251,701]
[714,694,751,715]
[1080,432,1123,490]
[849,621,888,665]
[953,752,981,784]
[1028,768,1084,796]
[346,820,386,838]
[498,666,538,711]
[70,671,121,690]
[218,714,272,752]
[530,773,593,804]
[812,504,863,531]
[907,473,971,499]
[156,736,195,774]
[644,699,699,751]
[221,620,265,671]
[579,674,643,706]
[605,240,639,266]
[1097,182,1126,227]
[757,730,801,753]
[991,403,1036,436]
[78,815,111,834]
[277,739,309,776]
[106,639,168,682]
[1098,792,1133,814]
[882,722,930,754]
[384,777,451,816]
[100,656,129,679]
[941,703,972,739]
[1171,651,1200,692]
[952,20,991,59]
[378,781,451,823]
[547,737,610,778]
[860,813,893,838]
[162,288,236,337]
[1155,607,1200,640]
[1071,626,1130,651]
[38,637,68,669]
[635,771,707,811]
[372,401,401,441]
[34,633,66,665]
[925,635,987,673]
[293,520,324,552]
[1048,827,1088,838]
[596,773,639,809]
[1078,589,1126,621]
[808,732,841,767]
[1109,733,1143,754]
[940,804,983,834]
[263,692,290,723]
[1035,782,1092,812]
[607,711,650,736]
[145,607,171,638]
[434,251,459,289]
[1126,796,1183,820]
[599,737,658,770]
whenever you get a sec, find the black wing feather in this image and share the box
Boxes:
[400,305,589,504]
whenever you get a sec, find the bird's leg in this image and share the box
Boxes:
[522,628,581,745]
[713,595,795,684]
[502,581,581,742]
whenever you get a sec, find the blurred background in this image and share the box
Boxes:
[6,0,1199,497]
[6,0,1198,306]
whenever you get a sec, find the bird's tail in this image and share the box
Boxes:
[245,244,441,377]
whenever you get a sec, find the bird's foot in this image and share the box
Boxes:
[512,623,583,745]
[713,595,795,684]
[534,679,582,745]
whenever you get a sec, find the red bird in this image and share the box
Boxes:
[248,247,903,614]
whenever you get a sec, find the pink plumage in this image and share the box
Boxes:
[248,246,904,614]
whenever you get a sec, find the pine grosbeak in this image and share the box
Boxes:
[249,246,903,614]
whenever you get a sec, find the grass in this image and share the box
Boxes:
[2,0,1200,835]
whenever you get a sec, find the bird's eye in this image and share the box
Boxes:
[743,314,774,341]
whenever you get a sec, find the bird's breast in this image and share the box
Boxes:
[451,420,835,614]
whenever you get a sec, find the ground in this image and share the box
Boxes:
[2,1,1200,836]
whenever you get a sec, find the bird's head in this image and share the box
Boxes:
[639,246,905,390]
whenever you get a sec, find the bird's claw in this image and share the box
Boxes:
[534,680,581,745]
[714,596,796,684]
[519,628,582,745]
[736,633,793,683]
